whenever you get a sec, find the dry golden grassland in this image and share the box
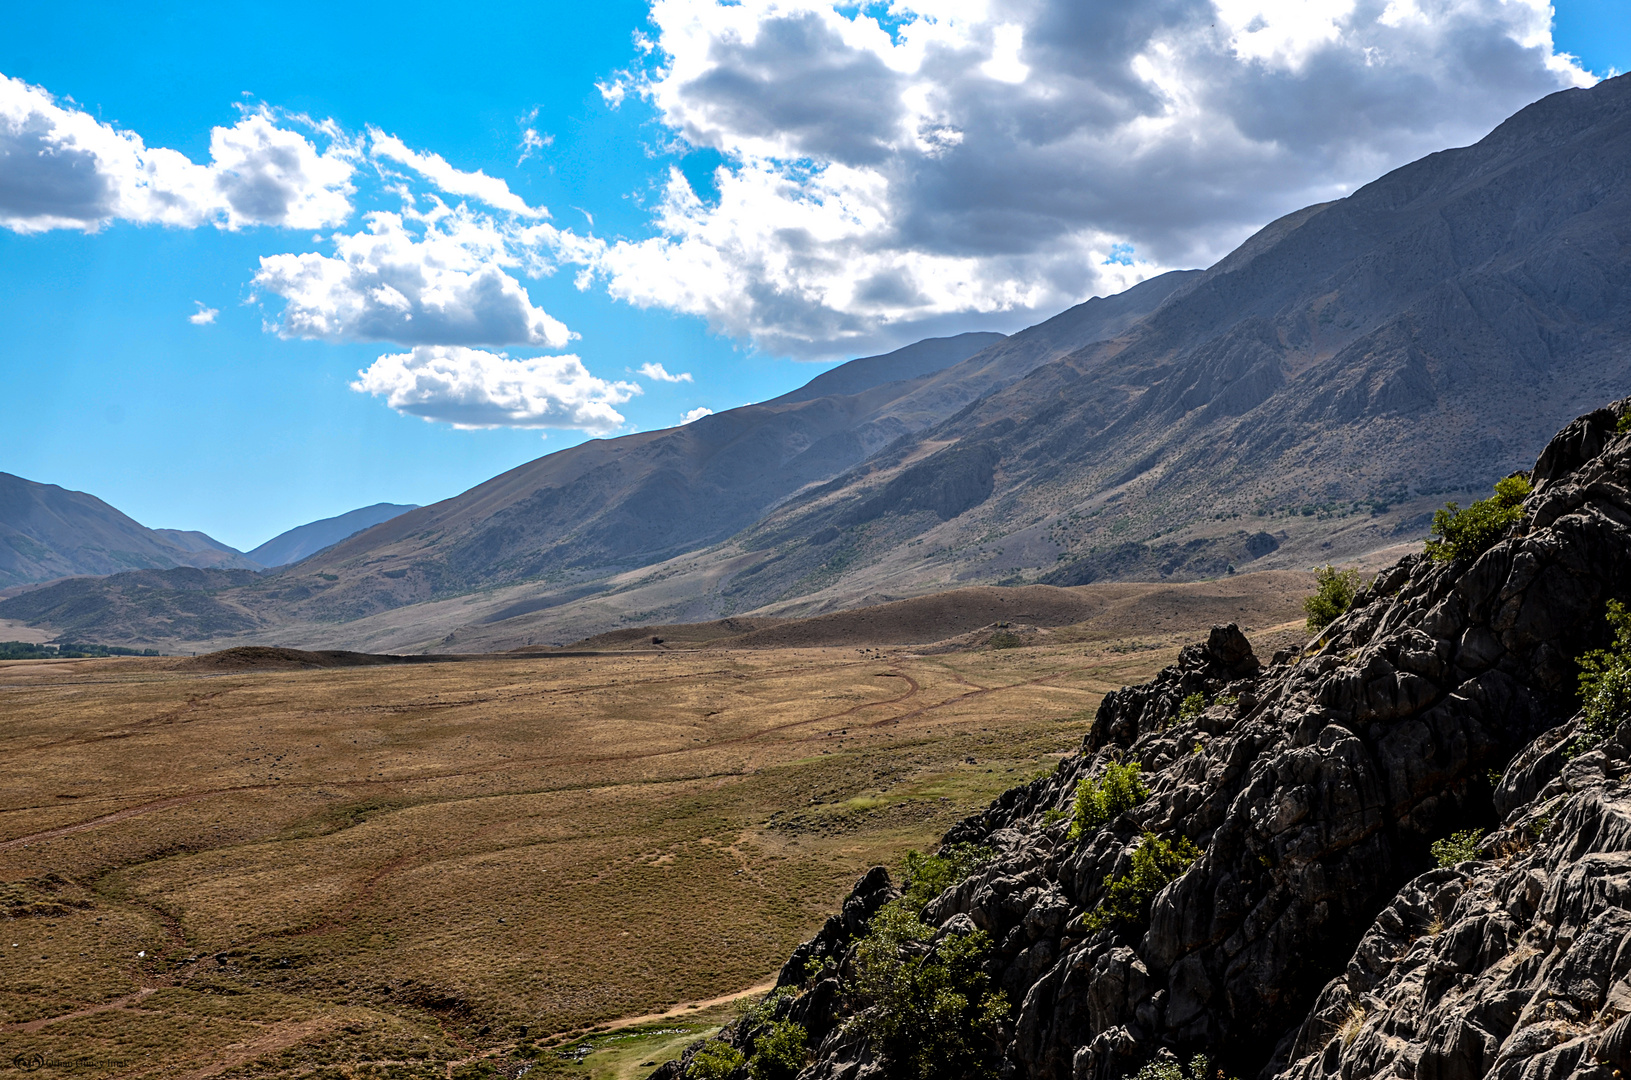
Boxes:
[0,617,1300,1078]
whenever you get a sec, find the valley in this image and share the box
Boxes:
[0,576,1308,1079]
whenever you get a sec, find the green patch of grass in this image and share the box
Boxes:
[568,1023,719,1080]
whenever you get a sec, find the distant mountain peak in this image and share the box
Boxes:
[247,503,420,567]
[0,472,261,587]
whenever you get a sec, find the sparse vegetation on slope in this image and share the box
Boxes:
[1575,598,1631,753]
[1302,565,1363,631]
[1424,474,1531,563]
[1068,760,1147,839]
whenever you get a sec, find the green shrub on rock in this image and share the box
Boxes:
[898,844,994,914]
[749,1020,808,1080]
[1082,832,1200,933]
[851,901,1008,1078]
[688,1040,746,1080]
[1176,692,1209,724]
[1304,565,1364,631]
[1425,475,1531,563]
[1575,598,1631,754]
[1068,761,1147,840]
[1125,1054,1236,1080]
[1430,828,1485,867]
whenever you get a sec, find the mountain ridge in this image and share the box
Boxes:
[0,471,262,588]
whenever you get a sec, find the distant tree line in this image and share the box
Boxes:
[0,641,161,660]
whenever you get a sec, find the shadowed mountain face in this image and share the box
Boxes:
[0,472,261,588]
[714,73,1631,607]
[248,503,420,567]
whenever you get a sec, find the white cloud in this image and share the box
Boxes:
[254,207,572,347]
[543,0,1593,357]
[638,361,693,382]
[516,109,553,165]
[351,346,640,433]
[680,406,713,424]
[0,73,354,233]
[188,301,218,325]
[369,130,545,218]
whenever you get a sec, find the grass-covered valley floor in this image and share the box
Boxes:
[0,605,1304,1079]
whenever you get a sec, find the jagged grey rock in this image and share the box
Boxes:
[662,396,1631,1080]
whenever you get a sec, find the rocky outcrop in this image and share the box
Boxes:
[664,397,1631,1080]
[1277,717,1631,1080]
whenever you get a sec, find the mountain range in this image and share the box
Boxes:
[0,474,419,593]
[4,73,1629,652]
[0,471,263,588]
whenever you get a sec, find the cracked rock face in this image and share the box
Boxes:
[659,398,1631,1080]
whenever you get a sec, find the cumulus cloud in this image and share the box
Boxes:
[189,302,218,325]
[547,0,1593,356]
[638,361,693,382]
[369,130,545,218]
[0,73,354,233]
[351,346,640,433]
[254,207,572,347]
[680,406,713,424]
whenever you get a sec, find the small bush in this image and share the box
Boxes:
[1304,565,1364,631]
[1082,831,1200,933]
[1425,475,1531,563]
[990,631,1023,649]
[688,1041,746,1080]
[1430,828,1485,867]
[1575,599,1631,754]
[1125,1055,1220,1080]
[851,902,1008,1078]
[1068,761,1147,840]
[736,986,798,1025]
[749,1020,808,1080]
[1175,692,1209,724]
[1041,807,1066,826]
[898,843,993,914]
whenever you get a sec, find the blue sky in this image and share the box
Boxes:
[0,0,1623,551]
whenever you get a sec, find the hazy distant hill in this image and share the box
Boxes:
[248,503,419,567]
[0,472,261,588]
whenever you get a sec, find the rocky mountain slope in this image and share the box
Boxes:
[703,72,1631,615]
[246,502,419,567]
[0,471,261,588]
[659,398,1631,1080]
